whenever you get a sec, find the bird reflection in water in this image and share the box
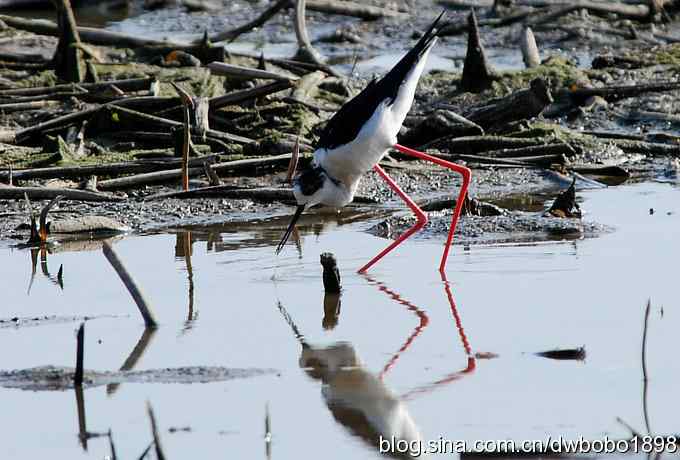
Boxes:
[276,274,476,458]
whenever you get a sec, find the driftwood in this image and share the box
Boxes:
[145,184,378,203]
[399,109,484,147]
[146,185,296,201]
[616,108,680,125]
[565,81,680,104]
[102,105,254,145]
[98,154,293,190]
[465,78,553,129]
[306,0,403,19]
[421,134,543,153]
[0,155,221,182]
[527,1,657,24]
[439,10,530,37]
[209,80,294,110]
[461,9,494,93]
[0,185,123,201]
[0,77,153,98]
[207,62,298,82]
[0,14,186,49]
[448,153,564,167]
[481,142,576,159]
[611,138,680,157]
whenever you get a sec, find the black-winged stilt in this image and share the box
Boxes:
[276,12,472,273]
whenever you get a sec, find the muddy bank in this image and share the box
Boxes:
[2,0,680,249]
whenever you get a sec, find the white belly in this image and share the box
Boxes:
[315,101,398,186]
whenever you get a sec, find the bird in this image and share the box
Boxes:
[276,12,472,273]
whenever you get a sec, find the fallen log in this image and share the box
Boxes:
[0,14,187,49]
[399,109,484,147]
[207,62,298,82]
[564,81,680,104]
[527,1,655,23]
[0,77,154,98]
[420,134,543,153]
[97,154,293,190]
[144,184,378,203]
[0,155,222,182]
[0,186,124,201]
[481,142,576,158]
[464,78,553,129]
[610,138,680,157]
[306,0,404,19]
[102,105,254,145]
[209,80,294,111]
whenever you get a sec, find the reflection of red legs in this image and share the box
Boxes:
[400,274,476,400]
[358,144,472,274]
[372,279,430,380]
[358,165,428,274]
[441,271,475,373]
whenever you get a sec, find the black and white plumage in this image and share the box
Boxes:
[276,13,446,254]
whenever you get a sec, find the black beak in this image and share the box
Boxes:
[276,205,305,255]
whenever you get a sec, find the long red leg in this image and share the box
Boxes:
[358,144,472,273]
[358,165,428,273]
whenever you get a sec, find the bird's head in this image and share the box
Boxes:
[275,165,331,254]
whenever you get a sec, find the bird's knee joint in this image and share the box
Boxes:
[417,212,428,227]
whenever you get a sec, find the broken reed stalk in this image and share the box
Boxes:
[147,402,166,460]
[264,403,272,460]
[108,429,118,460]
[51,0,85,82]
[39,195,63,242]
[102,242,158,328]
[171,83,194,192]
[641,299,651,434]
[293,0,327,69]
[461,8,494,93]
[74,322,85,386]
[320,252,341,294]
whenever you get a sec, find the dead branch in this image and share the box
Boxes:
[102,242,158,328]
[0,186,123,201]
[74,322,84,386]
[98,154,293,191]
[207,62,298,82]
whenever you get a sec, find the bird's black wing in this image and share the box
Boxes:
[316,12,446,151]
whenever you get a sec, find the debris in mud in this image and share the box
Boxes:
[320,252,341,294]
[0,365,278,391]
[534,346,587,361]
[0,314,119,329]
[368,203,610,246]
[546,179,582,218]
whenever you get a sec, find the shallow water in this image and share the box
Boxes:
[1,181,679,458]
